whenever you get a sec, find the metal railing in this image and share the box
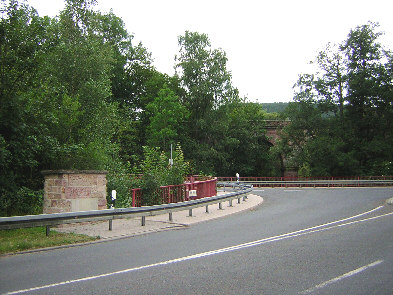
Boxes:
[218,176,393,188]
[131,177,217,207]
[0,183,252,235]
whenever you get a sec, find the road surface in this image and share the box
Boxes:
[1,187,392,294]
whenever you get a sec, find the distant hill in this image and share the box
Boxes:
[260,102,289,113]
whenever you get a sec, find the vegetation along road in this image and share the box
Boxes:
[1,187,392,294]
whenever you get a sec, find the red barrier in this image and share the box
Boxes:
[131,188,142,207]
[131,177,217,207]
[187,178,217,200]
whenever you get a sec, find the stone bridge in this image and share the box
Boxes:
[264,120,297,177]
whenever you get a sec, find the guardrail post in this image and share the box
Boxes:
[229,199,233,207]
[189,209,193,217]
[206,205,209,213]
[109,219,113,231]
[169,212,173,221]
[46,225,50,237]
[219,202,223,210]
[141,216,146,226]
[238,197,241,204]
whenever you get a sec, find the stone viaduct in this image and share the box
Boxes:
[264,120,297,177]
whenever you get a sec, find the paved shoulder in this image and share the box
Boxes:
[56,194,263,239]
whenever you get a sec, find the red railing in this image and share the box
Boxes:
[130,177,217,207]
[131,188,142,207]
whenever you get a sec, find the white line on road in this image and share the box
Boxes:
[5,206,390,295]
[301,260,384,294]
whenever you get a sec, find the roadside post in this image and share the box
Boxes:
[109,190,116,230]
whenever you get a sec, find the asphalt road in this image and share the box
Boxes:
[1,187,392,294]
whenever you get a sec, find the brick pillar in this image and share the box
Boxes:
[42,170,107,214]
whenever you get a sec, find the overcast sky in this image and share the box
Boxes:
[28,0,393,103]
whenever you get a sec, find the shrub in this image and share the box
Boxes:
[0,187,43,216]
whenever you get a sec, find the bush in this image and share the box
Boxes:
[129,144,191,206]
[140,173,161,206]
[106,159,134,208]
[0,187,43,217]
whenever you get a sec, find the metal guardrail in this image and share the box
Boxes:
[235,179,393,187]
[0,184,253,235]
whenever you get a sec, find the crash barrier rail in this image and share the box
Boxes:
[131,177,217,207]
[218,176,393,188]
[0,183,252,236]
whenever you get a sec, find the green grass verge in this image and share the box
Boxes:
[0,227,99,255]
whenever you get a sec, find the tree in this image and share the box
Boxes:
[213,102,274,176]
[314,42,346,118]
[0,0,50,203]
[30,0,118,170]
[175,31,243,174]
[0,0,141,215]
[175,31,239,121]
[281,22,393,176]
[342,22,393,173]
[145,85,189,150]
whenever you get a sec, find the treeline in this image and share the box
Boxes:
[0,0,280,215]
[278,22,393,177]
[260,102,288,114]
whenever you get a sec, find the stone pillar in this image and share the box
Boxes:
[42,170,107,214]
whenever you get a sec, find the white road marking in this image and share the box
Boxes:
[284,190,302,192]
[5,206,390,295]
[301,260,384,294]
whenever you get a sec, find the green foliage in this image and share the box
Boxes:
[175,31,277,176]
[166,144,190,185]
[0,0,150,215]
[298,163,311,178]
[217,102,275,176]
[260,103,289,114]
[0,0,280,214]
[140,173,161,206]
[281,22,393,176]
[130,145,190,206]
[145,85,189,149]
[106,162,133,208]
[175,31,240,120]
[0,187,43,216]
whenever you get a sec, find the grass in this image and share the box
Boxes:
[0,227,99,255]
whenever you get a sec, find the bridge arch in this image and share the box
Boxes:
[264,120,298,177]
